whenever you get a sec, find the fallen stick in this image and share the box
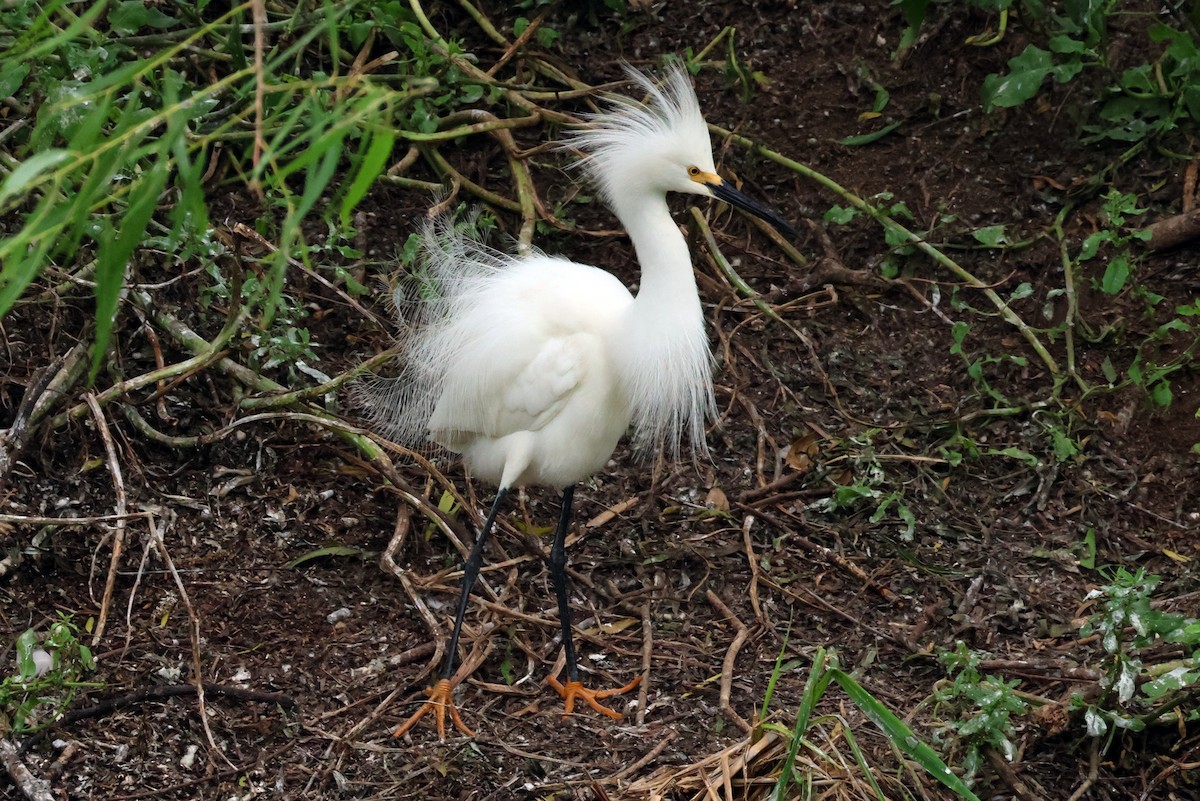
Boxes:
[0,739,54,801]
[1142,207,1200,251]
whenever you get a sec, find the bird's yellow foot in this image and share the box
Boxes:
[547,673,643,719]
[392,678,475,740]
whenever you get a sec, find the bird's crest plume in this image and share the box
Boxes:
[569,63,710,206]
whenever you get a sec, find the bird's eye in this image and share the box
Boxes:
[687,166,701,177]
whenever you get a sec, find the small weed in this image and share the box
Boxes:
[929,570,1200,778]
[2,616,98,734]
[932,642,1030,785]
[948,320,1028,405]
[1076,567,1200,738]
[898,2,1199,145]
[1076,190,1150,297]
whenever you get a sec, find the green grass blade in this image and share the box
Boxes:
[828,667,980,801]
[90,158,170,380]
[840,722,889,801]
[0,150,72,209]
[0,192,68,317]
[3,0,105,63]
[340,126,396,227]
[771,647,834,801]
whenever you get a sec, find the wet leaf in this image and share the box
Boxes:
[705,486,729,511]
[287,546,376,569]
[982,45,1053,111]
[972,224,1009,247]
[784,433,820,473]
[598,617,640,635]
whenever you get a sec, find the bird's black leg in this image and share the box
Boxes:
[548,485,579,683]
[394,488,508,740]
[545,485,642,719]
[440,487,507,680]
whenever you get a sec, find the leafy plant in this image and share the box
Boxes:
[932,642,1030,785]
[1076,568,1200,738]
[897,1,1200,146]
[0,0,432,380]
[1075,189,1149,296]
[1,616,98,734]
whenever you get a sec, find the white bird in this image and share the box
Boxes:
[373,63,796,740]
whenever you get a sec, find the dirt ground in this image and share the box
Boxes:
[2,1,1199,799]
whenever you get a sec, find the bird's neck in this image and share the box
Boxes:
[614,194,697,309]
[609,192,714,457]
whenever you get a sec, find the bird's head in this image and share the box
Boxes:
[571,64,797,240]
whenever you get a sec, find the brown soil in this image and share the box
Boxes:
[3,2,1199,800]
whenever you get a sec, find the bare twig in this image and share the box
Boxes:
[710,122,1062,377]
[1065,737,1100,801]
[146,511,232,768]
[614,728,678,782]
[83,394,128,646]
[741,515,764,623]
[1142,207,1200,251]
[486,7,547,77]
[0,739,54,801]
[379,507,444,687]
[705,590,752,734]
[249,0,266,197]
[636,601,652,726]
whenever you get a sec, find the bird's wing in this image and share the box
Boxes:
[429,330,598,450]
[426,257,632,450]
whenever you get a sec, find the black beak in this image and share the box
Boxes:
[709,180,799,241]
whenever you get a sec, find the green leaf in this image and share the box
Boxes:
[1128,356,1144,385]
[91,158,171,380]
[340,127,396,227]
[1008,282,1034,301]
[1051,59,1085,83]
[0,149,73,209]
[824,205,858,224]
[16,628,38,679]
[871,83,891,113]
[838,119,904,147]
[987,446,1039,466]
[1100,254,1132,294]
[1048,35,1086,54]
[972,224,1008,247]
[771,648,836,801]
[896,0,930,32]
[950,320,970,355]
[287,545,376,568]
[1154,318,1191,338]
[1143,668,1198,698]
[1078,230,1111,260]
[12,1,107,64]
[0,62,30,98]
[1051,427,1078,461]
[1101,356,1117,383]
[1079,528,1096,569]
[1150,380,1173,407]
[109,0,178,35]
[981,45,1053,111]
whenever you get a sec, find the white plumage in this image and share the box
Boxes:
[377,63,797,740]
[370,65,729,485]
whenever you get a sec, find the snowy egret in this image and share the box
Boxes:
[375,64,797,740]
